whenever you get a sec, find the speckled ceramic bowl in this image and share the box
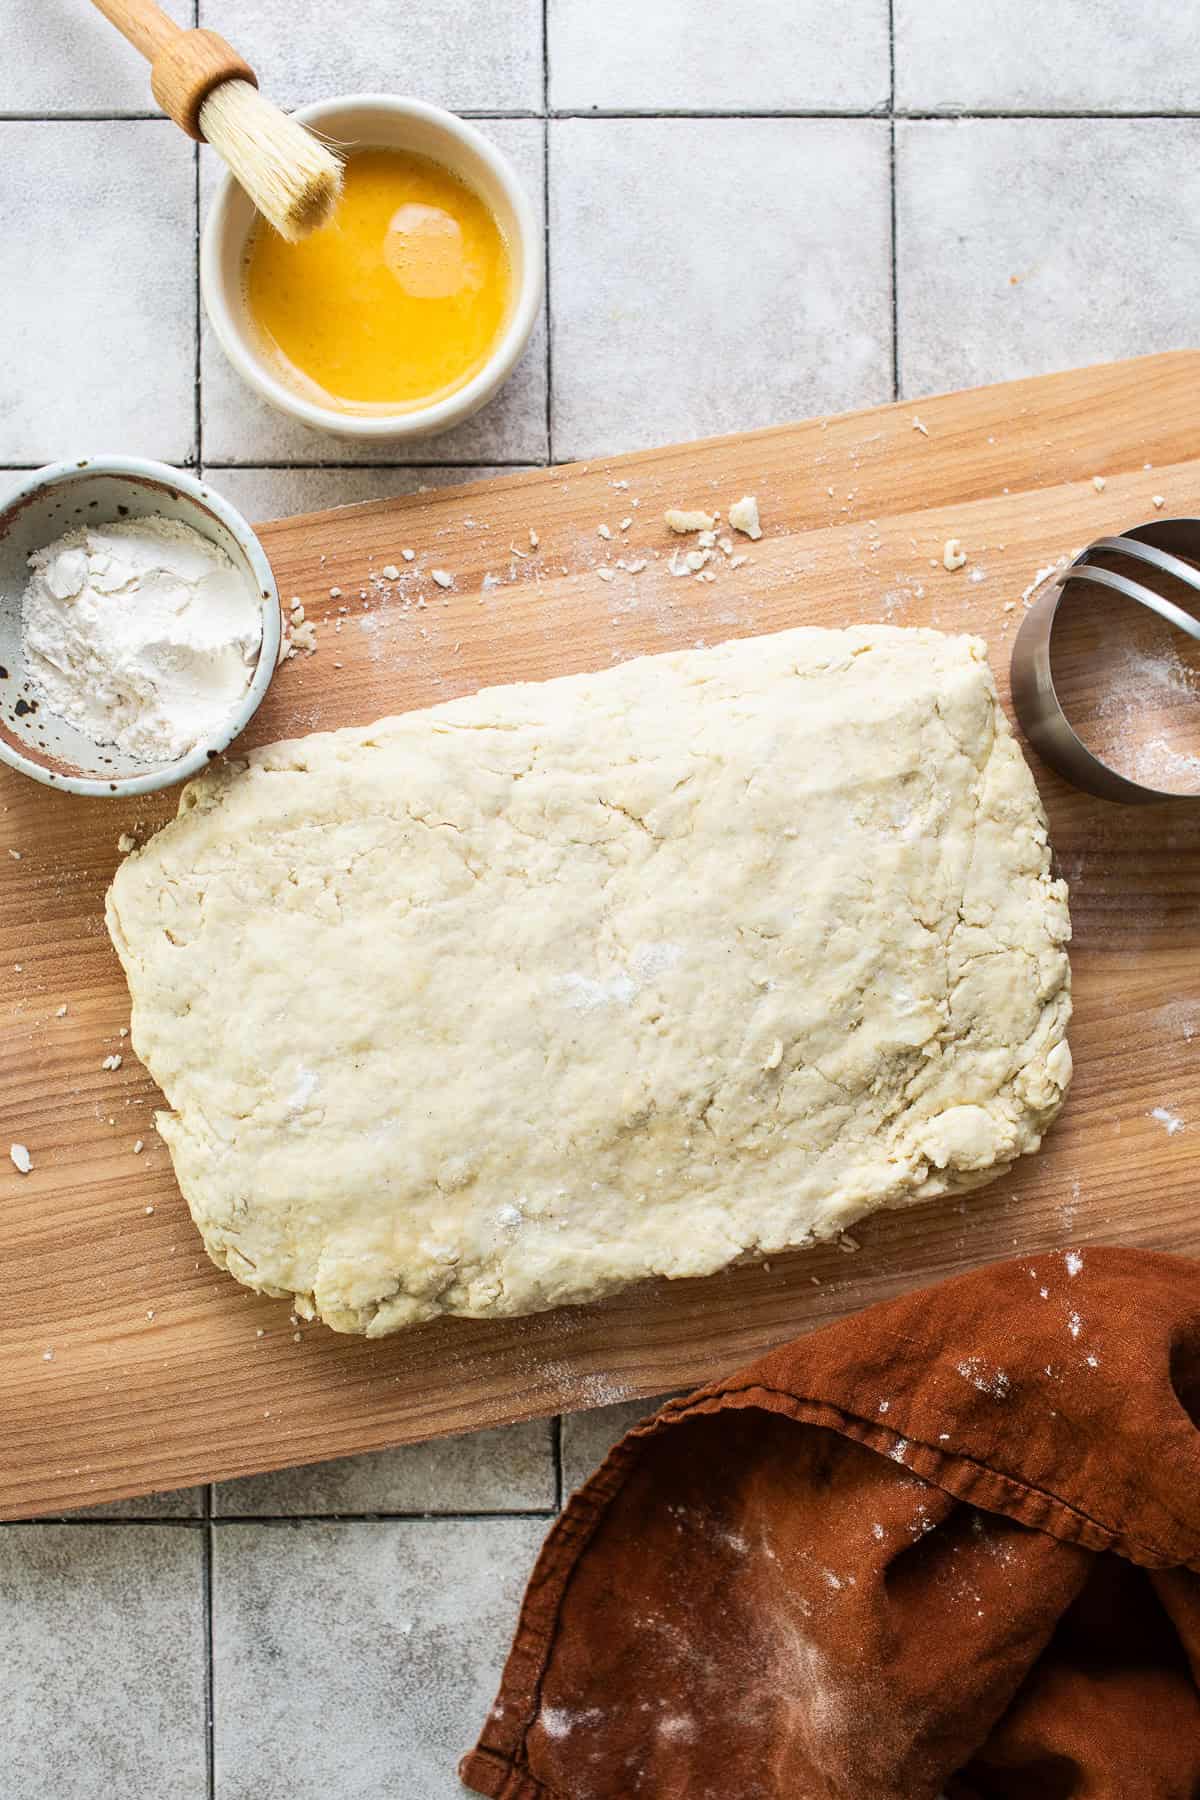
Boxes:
[0,458,280,798]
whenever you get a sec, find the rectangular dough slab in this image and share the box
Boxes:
[106,626,1071,1336]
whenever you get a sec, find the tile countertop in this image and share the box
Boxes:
[3,2,1199,1794]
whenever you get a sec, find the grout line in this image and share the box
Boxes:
[197,460,538,472]
[211,1509,560,1524]
[542,0,554,466]
[6,1506,561,1526]
[552,1417,564,1511]
[203,1484,215,1800]
[3,1515,210,1527]
[0,461,190,473]
[548,106,892,119]
[895,108,1200,120]
[9,108,1200,125]
[888,1,900,403]
[545,107,1200,121]
[194,142,203,467]
[0,112,167,121]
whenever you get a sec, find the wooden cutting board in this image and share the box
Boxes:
[4,351,1200,1520]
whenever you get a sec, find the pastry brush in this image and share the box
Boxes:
[88,0,342,240]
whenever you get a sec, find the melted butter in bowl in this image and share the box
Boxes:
[243,148,513,416]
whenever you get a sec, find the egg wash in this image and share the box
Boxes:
[243,147,513,413]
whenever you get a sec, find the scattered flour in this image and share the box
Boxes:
[956,1356,1010,1399]
[539,1705,605,1740]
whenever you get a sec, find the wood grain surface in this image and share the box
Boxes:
[4,350,1200,1519]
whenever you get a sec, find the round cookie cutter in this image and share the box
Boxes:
[1011,519,1200,804]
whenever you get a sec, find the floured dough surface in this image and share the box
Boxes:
[106,626,1071,1336]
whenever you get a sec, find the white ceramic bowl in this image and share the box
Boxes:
[200,95,543,442]
[0,459,280,799]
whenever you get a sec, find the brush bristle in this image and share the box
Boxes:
[199,80,342,241]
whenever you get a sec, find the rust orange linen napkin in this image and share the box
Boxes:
[460,1248,1200,1799]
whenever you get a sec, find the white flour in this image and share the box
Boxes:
[21,518,262,763]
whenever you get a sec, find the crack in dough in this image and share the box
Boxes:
[106,626,1072,1336]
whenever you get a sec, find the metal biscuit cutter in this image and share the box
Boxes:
[1011,518,1200,804]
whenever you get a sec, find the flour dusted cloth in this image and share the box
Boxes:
[460,1249,1200,1799]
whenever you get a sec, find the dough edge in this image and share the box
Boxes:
[106,625,1072,1336]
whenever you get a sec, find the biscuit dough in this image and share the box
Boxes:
[106,626,1072,1336]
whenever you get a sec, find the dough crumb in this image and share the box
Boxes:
[838,1232,862,1253]
[401,548,415,562]
[1020,558,1066,607]
[943,538,968,571]
[55,1003,68,1017]
[380,564,401,581]
[664,508,716,534]
[1153,495,1166,509]
[912,416,929,436]
[101,1053,123,1071]
[625,558,647,574]
[430,569,454,589]
[729,495,762,539]
[619,518,632,532]
[10,1142,32,1174]
[328,586,342,598]
[1150,1105,1183,1135]
[8,848,21,860]
[134,1141,145,1155]
[288,619,317,656]
[596,568,615,583]
[290,601,305,624]
[597,523,613,540]
[1092,476,1106,492]
[529,529,539,549]
[117,833,137,854]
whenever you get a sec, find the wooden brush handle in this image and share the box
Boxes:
[89,0,258,139]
